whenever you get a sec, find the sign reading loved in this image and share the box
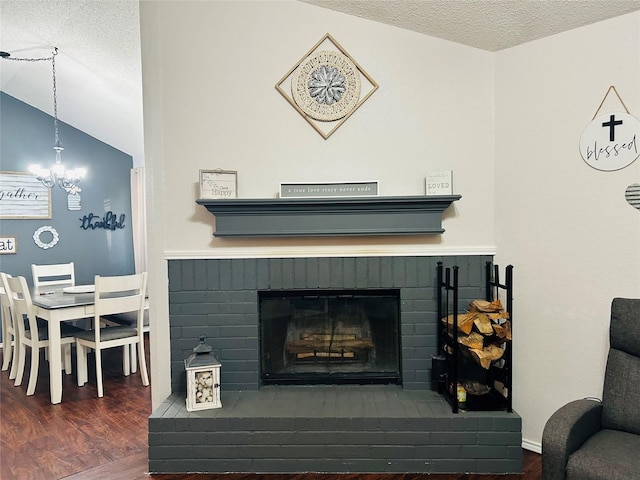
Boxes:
[580,112,640,171]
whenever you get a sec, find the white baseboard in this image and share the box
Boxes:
[522,438,542,454]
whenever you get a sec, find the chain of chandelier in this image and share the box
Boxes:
[1,48,86,194]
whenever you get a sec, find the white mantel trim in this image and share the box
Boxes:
[164,245,497,260]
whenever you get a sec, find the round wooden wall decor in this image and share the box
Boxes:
[275,33,379,139]
[579,112,640,171]
[291,50,361,122]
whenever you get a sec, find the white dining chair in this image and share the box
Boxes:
[0,272,20,379]
[76,272,149,398]
[31,262,75,289]
[7,275,84,396]
[101,309,150,374]
[32,261,95,331]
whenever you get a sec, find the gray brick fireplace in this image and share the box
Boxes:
[148,255,522,474]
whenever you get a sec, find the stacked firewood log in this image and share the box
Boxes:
[441,299,511,369]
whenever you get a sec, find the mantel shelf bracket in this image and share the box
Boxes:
[196,195,461,237]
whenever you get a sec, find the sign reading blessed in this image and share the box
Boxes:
[580,112,639,171]
[0,171,52,219]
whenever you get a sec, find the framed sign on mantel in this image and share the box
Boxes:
[199,169,237,199]
[280,181,379,198]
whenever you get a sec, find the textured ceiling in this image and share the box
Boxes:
[0,0,143,163]
[1,0,639,165]
[301,0,640,51]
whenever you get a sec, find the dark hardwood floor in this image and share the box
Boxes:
[0,340,541,479]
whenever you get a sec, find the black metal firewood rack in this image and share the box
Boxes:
[436,261,514,413]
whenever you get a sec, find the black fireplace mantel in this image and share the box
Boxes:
[196,195,461,237]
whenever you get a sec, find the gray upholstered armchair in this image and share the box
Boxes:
[542,298,640,480]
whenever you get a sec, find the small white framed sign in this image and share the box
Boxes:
[425,171,453,195]
[0,236,17,254]
[199,169,237,199]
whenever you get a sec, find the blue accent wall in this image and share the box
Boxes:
[0,92,135,285]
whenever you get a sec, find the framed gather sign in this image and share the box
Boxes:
[0,171,52,219]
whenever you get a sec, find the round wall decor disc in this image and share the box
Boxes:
[579,112,639,171]
[291,50,361,122]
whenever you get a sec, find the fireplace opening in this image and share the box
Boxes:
[259,289,401,385]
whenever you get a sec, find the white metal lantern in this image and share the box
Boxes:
[185,336,222,411]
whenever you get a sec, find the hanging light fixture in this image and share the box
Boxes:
[1,48,86,194]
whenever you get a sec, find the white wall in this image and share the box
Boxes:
[140,0,495,411]
[495,12,640,450]
[140,0,640,452]
[142,0,495,257]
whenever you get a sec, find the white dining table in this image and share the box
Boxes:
[32,283,150,404]
[31,285,97,404]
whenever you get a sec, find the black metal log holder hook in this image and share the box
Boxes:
[437,262,461,413]
[485,261,514,413]
[485,262,514,314]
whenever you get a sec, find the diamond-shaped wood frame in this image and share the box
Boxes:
[275,33,378,140]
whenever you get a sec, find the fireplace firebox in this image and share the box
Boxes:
[259,289,401,385]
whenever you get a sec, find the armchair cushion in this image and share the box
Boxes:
[609,298,640,357]
[566,429,640,480]
[601,349,640,435]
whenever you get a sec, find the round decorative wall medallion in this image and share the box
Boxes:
[291,50,361,122]
[33,225,60,250]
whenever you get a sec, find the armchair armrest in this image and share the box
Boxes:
[542,398,603,480]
